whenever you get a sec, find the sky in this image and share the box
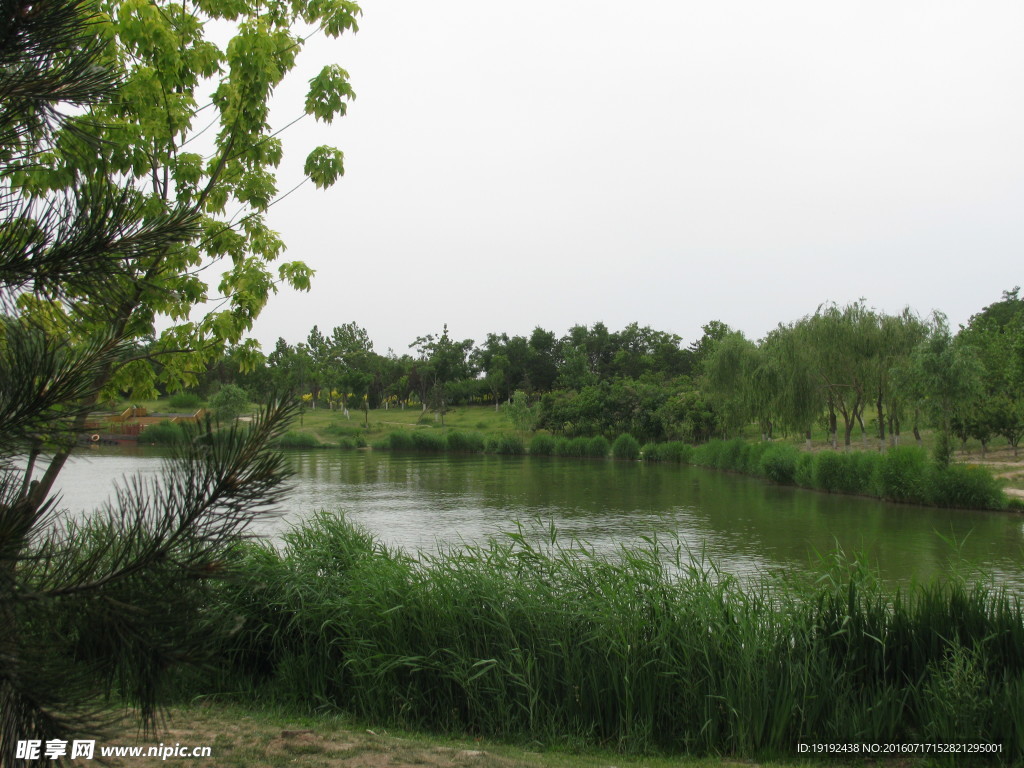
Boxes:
[245,0,1024,355]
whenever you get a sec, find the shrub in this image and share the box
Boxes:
[587,436,610,459]
[209,383,250,422]
[275,431,320,449]
[386,431,414,451]
[167,392,201,410]
[848,451,883,496]
[611,434,641,460]
[556,437,590,458]
[485,435,526,455]
[446,431,485,453]
[642,441,693,463]
[739,441,772,475]
[720,438,746,471]
[794,451,815,488]
[929,463,1005,510]
[878,446,930,504]
[411,431,446,452]
[138,420,185,445]
[759,444,799,485]
[693,438,747,471]
[529,434,557,456]
[812,451,850,493]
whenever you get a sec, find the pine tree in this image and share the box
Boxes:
[1,1,296,762]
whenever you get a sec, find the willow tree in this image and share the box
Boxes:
[797,302,877,451]
[871,308,928,450]
[1,0,299,759]
[703,331,779,439]
[761,323,822,448]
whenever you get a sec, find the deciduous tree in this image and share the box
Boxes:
[1,0,297,757]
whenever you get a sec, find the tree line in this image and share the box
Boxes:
[183,290,1024,459]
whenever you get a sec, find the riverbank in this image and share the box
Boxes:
[108,399,1022,511]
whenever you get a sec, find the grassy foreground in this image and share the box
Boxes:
[179,513,1024,764]
[92,703,796,767]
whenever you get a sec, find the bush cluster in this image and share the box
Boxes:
[642,438,1006,510]
[274,431,321,449]
[167,392,202,410]
[137,420,185,445]
[378,431,650,461]
[484,434,526,455]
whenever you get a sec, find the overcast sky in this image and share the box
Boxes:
[245,0,1024,355]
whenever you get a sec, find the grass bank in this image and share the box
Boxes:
[193,513,1024,763]
[643,439,1011,511]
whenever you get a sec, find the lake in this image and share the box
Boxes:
[49,446,1024,587]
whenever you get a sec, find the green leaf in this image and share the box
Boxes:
[305,65,355,123]
[303,145,344,188]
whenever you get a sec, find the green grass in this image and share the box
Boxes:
[200,513,1024,762]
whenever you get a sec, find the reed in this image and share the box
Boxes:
[586,435,610,458]
[446,430,486,453]
[274,430,321,449]
[672,440,1006,511]
[206,513,1024,761]
[528,434,557,456]
[555,437,591,458]
[137,420,185,445]
[484,434,526,455]
[611,433,641,460]
[641,441,692,463]
[410,431,446,452]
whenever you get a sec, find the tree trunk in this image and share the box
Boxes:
[876,393,886,453]
[805,429,812,450]
[828,403,838,449]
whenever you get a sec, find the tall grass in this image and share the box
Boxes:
[446,431,486,453]
[611,433,641,460]
[274,430,321,449]
[587,435,610,458]
[137,420,185,445]
[641,441,693,463]
[206,514,1024,760]
[528,434,557,456]
[642,439,1006,511]
[484,434,526,455]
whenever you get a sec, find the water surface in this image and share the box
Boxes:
[50,447,1024,587]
